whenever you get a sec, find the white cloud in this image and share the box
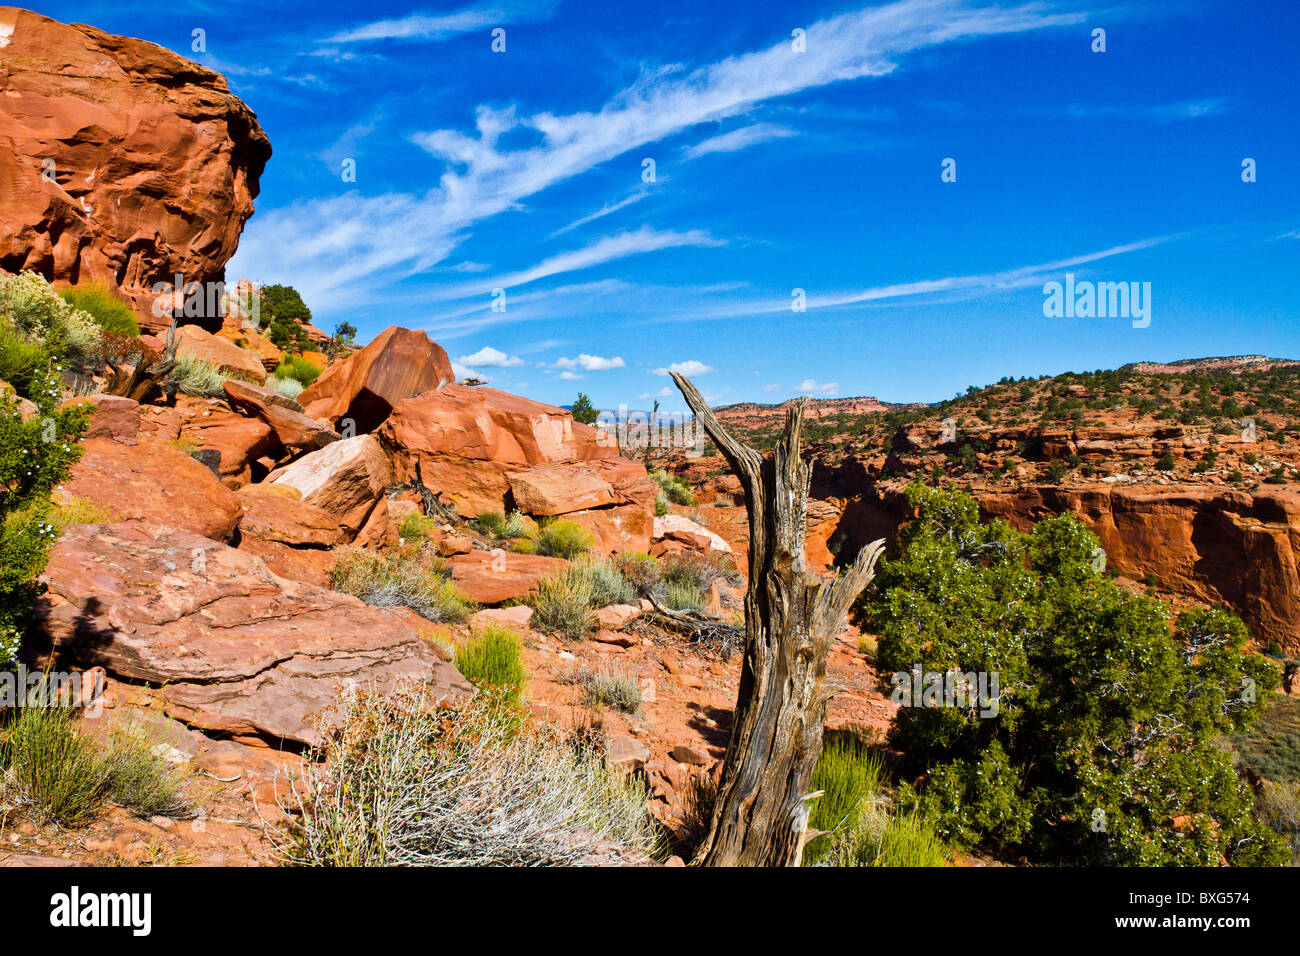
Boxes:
[797,378,840,396]
[663,237,1171,323]
[636,386,673,400]
[236,0,1080,318]
[558,370,583,381]
[327,2,557,43]
[762,383,783,394]
[456,346,524,367]
[684,123,796,159]
[551,191,649,237]
[452,361,489,382]
[432,226,723,301]
[554,354,626,371]
[653,360,715,377]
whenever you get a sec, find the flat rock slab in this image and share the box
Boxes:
[450,549,568,605]
[64,438,242,542]
[36,523,473,746]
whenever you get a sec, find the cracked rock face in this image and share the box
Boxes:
[35,523,473,745]
[0,6,271,331]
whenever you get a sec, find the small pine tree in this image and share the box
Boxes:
[570,392,600,425]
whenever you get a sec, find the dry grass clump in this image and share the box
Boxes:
[283,686,664,866]
[562,664,642,714]
[329,545,473,623]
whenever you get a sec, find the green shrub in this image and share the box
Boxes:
[396,512,439,541]
[0,294,90,664]
[455,627,528,701]
[475,510,530,540]
[1,702,109,827]
[1155,452,1176,471]
[527,567,597,639]
[806,734,884,864]
[0,271,101,371]
[614,551,661,599]
[855,483,1286,866]
[274,354,323,387]
[57,283,140,336]
[1254,780,1300,865]
[661,548,740,591]
[568,664,641,714]
[0,325,54,397]
[330,545,473,623]
[664,580,704,611]
[265,375,304,401]
[104,721,195,819]
[530,518,595,559]
[170,352,226,397]
[649,469,694,505]
[572,557,635,607]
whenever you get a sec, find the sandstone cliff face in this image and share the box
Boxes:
[0,7,270,330]
[979,484,1300,655]
[808,475,1300,655]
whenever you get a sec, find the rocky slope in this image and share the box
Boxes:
[0,7,270,330]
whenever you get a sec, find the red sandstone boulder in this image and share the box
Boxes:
[509,463,620,515]
[62,438,241,541]
[35,522,473,746]
[0,8,270,330]
[223,379,338,453]
[268,434,390,536]
[178,405,277,486]
[449,549,568,604]
[298,326,455,433]
[59,394,139,445]
[235,484,342,587]
[376,384,622,516]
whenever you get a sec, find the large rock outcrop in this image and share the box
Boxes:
[375,384,624,517]
[298,326,455,433]
[0,7,270,330]
[36,523,472,746]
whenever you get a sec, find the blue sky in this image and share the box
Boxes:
[33,0,1300,410]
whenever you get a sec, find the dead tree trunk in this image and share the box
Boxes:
[106,320,179,404]
[671,373,886,867]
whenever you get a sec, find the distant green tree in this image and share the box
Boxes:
[325,321,357,361]
[853,484,1285,866]
[570,392,600,425]
[257,284,312,353]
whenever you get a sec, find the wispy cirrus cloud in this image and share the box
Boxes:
[431,226,724,300]
[1052,97,1229,122]
[659,237,1172,323]
[234,0,1085,317]
[684,122,797,159]
[326,2,558,43]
